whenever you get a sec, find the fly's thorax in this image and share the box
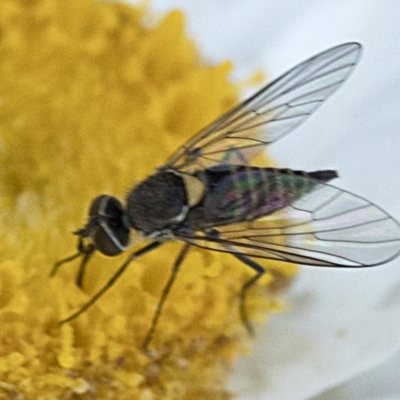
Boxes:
[126,171,206,236]
[80,195,131,256]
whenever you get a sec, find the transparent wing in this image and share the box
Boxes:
[162,43,362,172]
[177,182,400,267]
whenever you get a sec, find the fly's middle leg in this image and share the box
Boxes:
[142,243,191,352]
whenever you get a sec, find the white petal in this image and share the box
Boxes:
[140,0,400,398]
[314,347,400,399]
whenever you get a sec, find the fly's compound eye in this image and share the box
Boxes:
[86,195,130,256]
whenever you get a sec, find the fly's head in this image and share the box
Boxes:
[77,195,131,256]
[51,194,131,287]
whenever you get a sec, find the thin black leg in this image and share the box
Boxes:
[50,240,96,289]
[75,245,96,288]
[59,241,163,325]
[231,253,265,336]
[50,252,82,278]
[142,243,191,352]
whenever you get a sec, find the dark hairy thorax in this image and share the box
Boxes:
[127,171,187,235]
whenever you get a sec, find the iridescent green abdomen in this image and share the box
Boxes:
[193,165,336,228]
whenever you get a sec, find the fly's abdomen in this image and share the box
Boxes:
[199,166,337,226]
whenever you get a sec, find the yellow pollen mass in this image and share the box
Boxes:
[0,0,297,398]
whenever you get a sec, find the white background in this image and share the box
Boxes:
[139,1,400,399]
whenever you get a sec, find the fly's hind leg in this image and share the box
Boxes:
[221,146,249,164]
[230,253,265,336]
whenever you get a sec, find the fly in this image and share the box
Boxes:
[52,43,400,351]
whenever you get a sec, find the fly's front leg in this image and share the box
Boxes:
[59,241,163,325]
[230,253,265,336]
[74,239,97,288]
[50,240,96,288]
[75,248,95,288]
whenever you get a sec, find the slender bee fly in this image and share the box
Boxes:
[52,43,400,350]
